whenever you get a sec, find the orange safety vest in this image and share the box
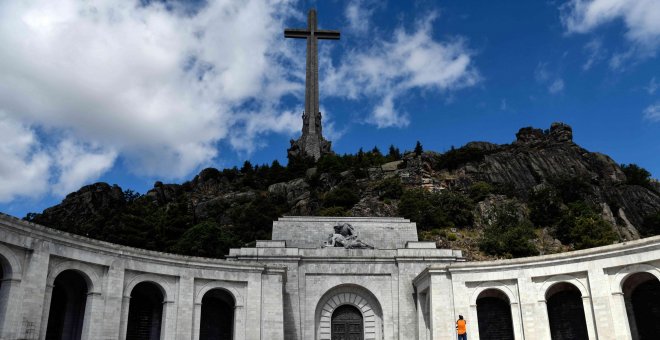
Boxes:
[456,319,466,334]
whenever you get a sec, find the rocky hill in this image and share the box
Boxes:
[26,123,660,260]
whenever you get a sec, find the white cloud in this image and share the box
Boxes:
[535,62,564,94]
[0,113,119,201]
[644,102,660,122]
[500,99,508,111]
[0,114,51,202]
[228,107,300,153]
[646,77,658,95]
[322,15,479,128]
[561,0,660,56]
[369,94,410,128]
[582,38,606,70]
[51,139,117,196]
[0,0,299,181]
[549,79,565,94]
[345,0,375,34]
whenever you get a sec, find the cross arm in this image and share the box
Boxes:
[316,30,340,40]
[284,29,310,39]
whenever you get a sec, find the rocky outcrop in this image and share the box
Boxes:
[31,183,126,232]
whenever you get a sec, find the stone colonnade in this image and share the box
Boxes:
[414,237,660,340]
[0,214,284,340]
[1,212,660,340]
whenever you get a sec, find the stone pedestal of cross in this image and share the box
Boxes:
[285,9,340,160]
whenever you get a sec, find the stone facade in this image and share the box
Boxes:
[0,213,659,339]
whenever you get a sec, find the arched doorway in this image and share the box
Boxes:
[546,282,588,340]
[476,289,514,340]
[331,305,363,340]
[126,282,164,340]
[199,289,235,340]
[45,270,88,340]
[314,284,383,340]
[622,272,660,340]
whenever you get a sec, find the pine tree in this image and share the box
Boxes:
[414,141,423,156]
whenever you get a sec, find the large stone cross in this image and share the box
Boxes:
[285,9,339,160]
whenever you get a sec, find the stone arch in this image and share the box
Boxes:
[0,243,22,280]
[611,263,660,294]
[195,281,244,307]
[126,281,167,340]
[199,289,236,340]
[471,282,518,306]
[471,283,518,340]
[47,261,101,294]
[543,280,590,340]
[45,269,91,340]
[315,284,383,340]
[538,274,589,301]
[124,273,175,302]
[620,271,660,339]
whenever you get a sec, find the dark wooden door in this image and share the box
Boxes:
[331,305,363,340]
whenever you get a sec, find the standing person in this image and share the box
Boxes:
[456,315,467,340]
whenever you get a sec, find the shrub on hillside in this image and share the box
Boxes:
[468,181,493,202]
[173,221,238,258]
[479,202,538,258]
[621,163,654,190]
[641,211,660,237]
[323,187,360,210]
[554,202,618,249]
[436,146,492,171]
[528,186,562,227]
[375,177,404,200]
[319,206,349,217]
[398,189,474,230]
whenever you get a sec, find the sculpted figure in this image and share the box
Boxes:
[323,223,373,249]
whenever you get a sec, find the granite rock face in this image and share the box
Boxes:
[31,182,126,232]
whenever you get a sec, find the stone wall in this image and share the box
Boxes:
[414,236,660,340]
[0,214,284,340]
[1,212,660,340]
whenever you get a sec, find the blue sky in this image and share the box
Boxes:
[0,0,659,218]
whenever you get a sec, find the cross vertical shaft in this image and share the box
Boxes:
[285,9,339,160]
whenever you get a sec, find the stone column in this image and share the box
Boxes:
[610,292,633,340]
[20,240,50,340]
[175,276,194,340]
[537,300,552,340]
[234,305,245,340]
[82,291,103,340]
[260,268,285,340]
[429,270,455,339]
[162,300,177,340]
[510,301,524,340]
[245,273,262,340]
[588,268,617,339]
[102,262,125,339]
[581,296,597,340]
[38,284,54,340]
[416,291,430,340]
[192,302,202,340]
[118,296,131,340]
[0,278,22,340]
[467,303,478,339]
[517,277,541,339]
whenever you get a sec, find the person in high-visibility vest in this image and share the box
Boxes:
[456,315,467,340]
